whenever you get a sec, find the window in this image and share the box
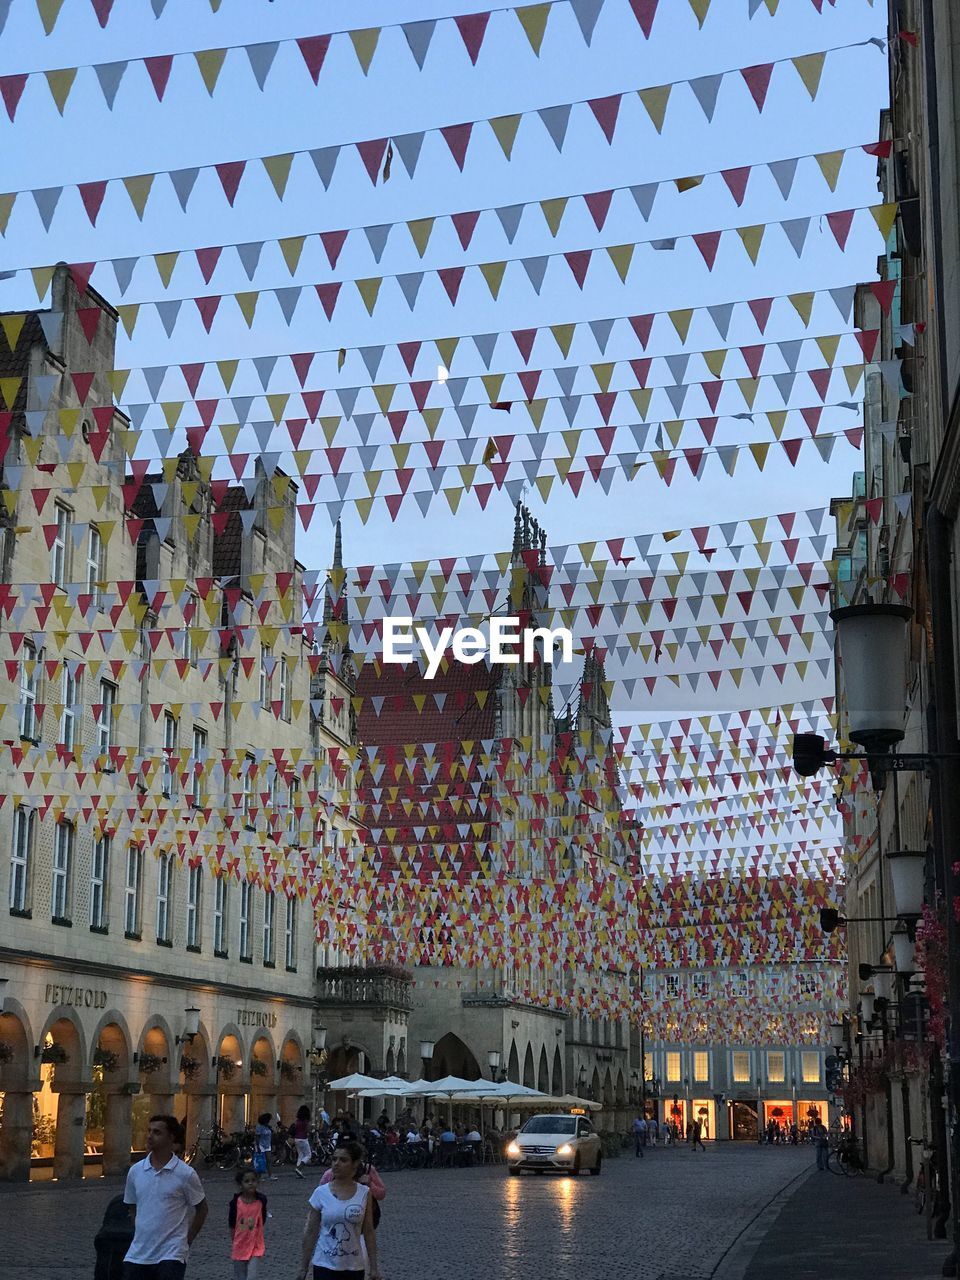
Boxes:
[86,525,103,607]
[9,805,35,912]
[186,864,202,949]
[259,644,272,705]
[97,680,116,752]
[694,1050,710,1083]
[665,1051,681,1082]
[239,881,252,959]
[278,658,291,720]
[287,778,300,842]
[691,972,711,999]
[729,972,751,999]
[124,845,142,936]
[732,1051,751,1084]
[665,973,681,999]
[51,502,72,586]
[191,726,206,806]
[61,667,80,748]
[801,1051,821,1084]
[263,890,275,965]
[162,713,178,797]
[156,853,173,943]
[213,876,228,955]
[19,642,38,740]
[242,754,254,825]
[51,821,74,921]
[766,1051,786,1083]
[90,834,110,930]
[284,895,298,970]
[182,592,199,665]
[797,971,820,999]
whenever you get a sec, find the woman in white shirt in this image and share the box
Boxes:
[298,1140,381,1280]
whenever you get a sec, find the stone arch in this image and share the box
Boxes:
[590,1066,601,1102]
[37,1008,87,1083]
[552,1045,563,1095]
[250,1033,277,1119]
[0,1004,34,1090]
[522,1044,535,1089]
[385,1047,396,1076]
[138,1018,176,1094]
[537,1045,550,1094]
[178,1027,211,1092]
[507,1041,520,1083]
[615,1068,626,1107]
[396,1041,406,1077]
[431,1032,481,1082]
[602,1067,614,1108]
[216,1028,246,1134]
[0,1007,33,1180]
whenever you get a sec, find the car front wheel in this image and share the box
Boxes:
[591,1153,602,1176]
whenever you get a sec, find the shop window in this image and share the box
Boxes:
[90,834,110,931]
[666,1051,681,1082]
[213,876,228,956]
[9,805,36,914]
[801,1051,821,1084]
[732,1051,751,1083]
[767,1051,785,1083]
[694,1050,709,1082]
[51,821,74,922]
[186,864,202,949]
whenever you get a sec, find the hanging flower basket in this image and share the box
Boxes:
[94,1047,120,1073]
[279,1060,301,1081]
[179,1055,201,1081]
[216,1056,237,1081]
[0,1041,14,1064]
[250,1058,269,1078]
[138,1052,165,1075]
[40,1044,68,1065]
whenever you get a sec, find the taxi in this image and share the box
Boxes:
[505,1112,602,1175]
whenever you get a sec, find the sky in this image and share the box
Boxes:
[0,0,891,873]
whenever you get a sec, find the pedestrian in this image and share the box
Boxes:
[662,1119,671,1147]
[318,1147,387,1224]
[291,1105,313,1179]
[812,1120,830,1171]
[632,1114,647,1158]
[253,1113,277,1180]
[228,1167,268,1279]
[298,1139,382,1280]
[692,1118,706,1152]
[647,1116,658,1147]
[789,1123,799,1146]
[122,1114,208,1279]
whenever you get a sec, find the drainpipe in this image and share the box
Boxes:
[878,1000,896,1182]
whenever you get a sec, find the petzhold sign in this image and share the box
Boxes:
[45,984,107,1009]
[237,1009,279,1028]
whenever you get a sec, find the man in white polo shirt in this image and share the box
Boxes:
[123,1114,208,1279]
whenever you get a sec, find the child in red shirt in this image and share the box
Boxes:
[228,1167,268,1278]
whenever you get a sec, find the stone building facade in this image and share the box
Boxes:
[0,266,359,1180]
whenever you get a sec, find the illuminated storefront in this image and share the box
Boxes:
[691,1098,716,1139]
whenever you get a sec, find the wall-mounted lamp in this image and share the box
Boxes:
[175,1007,201,1046]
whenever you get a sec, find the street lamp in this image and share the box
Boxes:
[314,1025,328,1053]
[487,1049,506,1083]
[892,928,916,977]
[176,1007,201,1046]
[831,603,912,752]
[828,1021,845,1053]
[860,992,876,1025]
[420,1040,434,1081]
[887,850,926,932]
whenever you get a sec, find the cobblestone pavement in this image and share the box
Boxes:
[0,1144,814,1280]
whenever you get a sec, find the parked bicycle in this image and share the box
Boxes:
[827,1135,864,1176]
[183,1123,252,1169]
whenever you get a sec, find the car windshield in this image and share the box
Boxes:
[521,1116,576,1135]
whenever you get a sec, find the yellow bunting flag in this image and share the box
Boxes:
[263,154,294,200]
[350,28,381,75]
[45,67,77,114]
[815,151,844,192]
[489,114,522,158]
[792,52,826,100]
[638,84,671,133]
[123,173,155,220]
[516,3,550,54]
[194,49,227,96]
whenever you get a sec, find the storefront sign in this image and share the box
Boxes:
[45,983,107,1009]
[237,1008,279,1028]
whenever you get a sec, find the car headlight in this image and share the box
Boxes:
[556,1143,573,1156]
[506,1141,521,1157]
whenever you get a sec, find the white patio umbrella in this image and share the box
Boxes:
[403,1075,490,1096]
[326,1072,386,1092]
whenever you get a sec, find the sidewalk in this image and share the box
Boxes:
[725,1163,950,1279]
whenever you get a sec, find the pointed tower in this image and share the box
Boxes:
[312,520,357,747]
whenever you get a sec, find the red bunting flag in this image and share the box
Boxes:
[454,12,491,64]
[740,63,774,112]
[587,94,622,143]
[215,161,246,206]
[0,75,27,122]
[441,123,473,171]
[629,0,660,38]
[297,34,331,84]
[144,55,173,101]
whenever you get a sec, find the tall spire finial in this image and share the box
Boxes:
[333,518,343,570]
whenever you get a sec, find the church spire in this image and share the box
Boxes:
[323,519,348,626]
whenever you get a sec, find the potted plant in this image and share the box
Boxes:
[0,1041,13,1065]
[179,1055,201,1082]
[93,1047,120,1073]
[216,1056,237,1081]
[279,1060,301,1082]
[40,1043,68,1065]
[250,1058,269,1078]
[138,1052,165,1075]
